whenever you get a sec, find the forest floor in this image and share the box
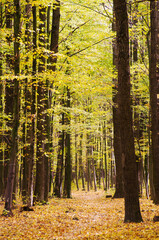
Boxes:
[0,190,159,239]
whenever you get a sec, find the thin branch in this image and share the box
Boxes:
[101,3,112,22]
[60,8,78,33]
[69,36,113,57]
[59,35,113,71]
[59,19,92,45]
[67,1,110,19]
[127,0,149,6]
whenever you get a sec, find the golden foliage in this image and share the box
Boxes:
[0,191,159,239]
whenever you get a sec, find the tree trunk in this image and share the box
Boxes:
[113,0,143,222]
[150,0,159,204]
[75,132,79,191]
[22,0,33,207]
[79,134,85,190]
[92,146,97,192]
[0,31,3,198]
[4,0,20,215]
[49,0,60,71]
[34,6,46,203]
[112,11,124,198]
[54,109,65,198]
[4,2,13,199]
[63,87,72,198]
[46,1,60,199]
[103,121,108,191]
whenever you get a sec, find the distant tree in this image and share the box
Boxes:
[54,105,65,198]
[63,87,72,198]
[113,0,143,222]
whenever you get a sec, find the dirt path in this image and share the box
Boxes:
[0,190,159,239]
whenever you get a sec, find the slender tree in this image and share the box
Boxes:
[54,106,65,198]
[22,0,34,207]
[63,87,72,198]
[34,5,46,203]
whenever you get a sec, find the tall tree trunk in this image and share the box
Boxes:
[112,10,124,198]
[4,0,20,215]
[34,6,46,203]
[150,0,159,204]
[30,4,37,206]
[4,2,13,198]
[54,110,65,198]
[75,131,79,190]
[92,146,97,192]
[79,134,85,190]
[103,121,108,190]
[86,133,92,192]
[0,21,3,198]
[22,0,33,207]
[47,1,60,198]
[113,0,143,222]
[63,87,72,198]
[50,0,60,71]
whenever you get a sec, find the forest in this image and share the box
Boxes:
[0,0,159,238]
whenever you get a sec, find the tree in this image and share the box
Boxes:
[4,1,14,199]
[22,0,34,208]
[112,7,124,198]
[113,0,143,222]
[4,0,20,215]
[149,0,159,204]
[63,87,72,198]
[34,5,46,203]
[0,5,3,198]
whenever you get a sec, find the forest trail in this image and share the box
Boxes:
[0,190,159,239]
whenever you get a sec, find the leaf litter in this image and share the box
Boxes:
[0,190,159,239]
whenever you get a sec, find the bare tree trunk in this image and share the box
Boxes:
[112,12,124,198]
[113,0,143,222]
[4,0,20,215]
[4,2,13,199]
[150,0,159,204]
[54,109,65,198]
[92,146,97,192]
[0,17,3,197]
[63,87,72,198]
[50,0,60,70]
[75,132,79,191]
[34,6,46,203]
[22,0,34,208]
[79,134,85,191]
[103,121,108,191]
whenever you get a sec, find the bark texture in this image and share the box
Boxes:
[113,0,143,222]
[4,0,20,214]
[150,0,159,204]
